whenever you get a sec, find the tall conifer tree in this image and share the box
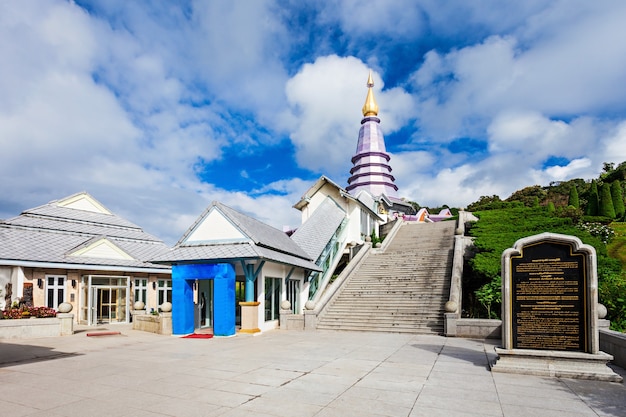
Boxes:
[586,180,599,216]
[611,180,625,219]
[568,185,579,208]
[599,182,616,218]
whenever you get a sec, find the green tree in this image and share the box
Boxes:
[600,182,616,218]
[568,185,580,208]
[586,181,599,216]
[611,180,625,219]
[547,202,555,213]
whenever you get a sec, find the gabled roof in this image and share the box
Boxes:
[292,197,346,261]
[293,175,382,220]
[155,201,320,271]
[0,192,170,272]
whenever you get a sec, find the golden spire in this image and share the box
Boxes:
[362,70,379,117]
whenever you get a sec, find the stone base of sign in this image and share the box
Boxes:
[491,347,623,382]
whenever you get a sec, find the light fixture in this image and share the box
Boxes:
[152,281,156,290]
[37,279,43,289]
[71,279,76,288]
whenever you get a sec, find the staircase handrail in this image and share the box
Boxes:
[311,238,350,304]
[375,217,404,253]
[447,210,477,316]
[311,242,372,318]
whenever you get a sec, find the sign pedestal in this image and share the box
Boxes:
[492,232,622,382]
[492,348,620,382]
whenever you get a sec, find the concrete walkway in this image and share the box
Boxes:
[1,327,625,417]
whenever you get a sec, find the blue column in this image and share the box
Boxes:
[172,265,194,335]
[245,264,255,302]
[213,263,235,336]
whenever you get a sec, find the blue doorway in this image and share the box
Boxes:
[172,263,235,336]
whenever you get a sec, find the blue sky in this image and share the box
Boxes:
[2,1,626,245]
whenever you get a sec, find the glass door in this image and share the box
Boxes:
[89,286,127,324]
[235,281,245,326]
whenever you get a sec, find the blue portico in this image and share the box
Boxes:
[172,263,236,336]
[153,201,320,336]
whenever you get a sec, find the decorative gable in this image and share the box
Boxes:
[57,193,112,214]
[69,238,134,260]
[185,207,248,244]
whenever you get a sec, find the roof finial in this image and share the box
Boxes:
[362,70,379,117]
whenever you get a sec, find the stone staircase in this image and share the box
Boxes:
[316,221,455,334]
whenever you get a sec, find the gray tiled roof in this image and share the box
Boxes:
[154,243,321,271]
[162,201,320,271]
[0,196,170,271]
[291,198,346,261]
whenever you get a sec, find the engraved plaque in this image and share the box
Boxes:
[510,241,586,351]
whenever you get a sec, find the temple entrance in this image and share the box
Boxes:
[91,287,127,324]
[197,279,213,329]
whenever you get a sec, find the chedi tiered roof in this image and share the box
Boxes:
[346,72,398,199]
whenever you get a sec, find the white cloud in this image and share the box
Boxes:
[283,55,413,177]
[544,158,592,181]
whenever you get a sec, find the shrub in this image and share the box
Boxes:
[611,180,625,219]
[568,185,580,208]
[600,182,616,219]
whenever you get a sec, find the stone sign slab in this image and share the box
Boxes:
[510,240,586,351]
[492,232,622,382]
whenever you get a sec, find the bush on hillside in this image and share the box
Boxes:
[464,206,623,329]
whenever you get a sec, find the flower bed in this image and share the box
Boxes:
[1,305,57,319]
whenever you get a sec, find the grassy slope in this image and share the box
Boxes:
[608,222,626,268]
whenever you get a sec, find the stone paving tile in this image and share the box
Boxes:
[419,383,500,403]
[498,391,598,414]
[313,357,380,378]
[283,371,358,396]
[141,397,225,417]
[230,366,304,386]
[178,386,254,407]
[499,403,597,417]
[328,394,413,417]
[341,385,419,409]
[413,393,503,416]
[315,405,392,417]
[371,360,434,378]
[355,373,426,393]
[495,379,582,400]
[409,405,489,417]
[260,385,338,407]
[45,397,135,417]
[209,379,274,396]
[0,398,40,417]
[238,395,323,417]
[561,378,626,417]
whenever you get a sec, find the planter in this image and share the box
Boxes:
[0,317,61,339]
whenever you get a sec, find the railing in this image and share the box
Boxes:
[303,243,371,329]
[444,210,478,336]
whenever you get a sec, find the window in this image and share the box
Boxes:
[286,279,300,314]
[134,279,147,304]
[157,279,172,305]
[264,277,281,321]
[46,275,66,309]
[360,208,370,237]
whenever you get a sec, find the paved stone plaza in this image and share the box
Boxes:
[1,327,625,417]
